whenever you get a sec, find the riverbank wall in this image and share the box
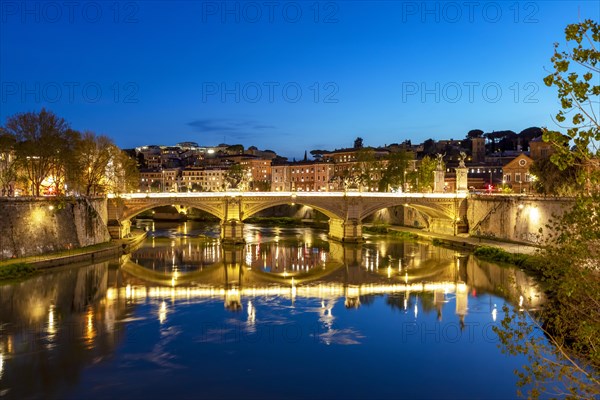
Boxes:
[397,196,573,245]
[0,197,111,259]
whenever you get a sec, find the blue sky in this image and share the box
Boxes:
[1,1,598,159]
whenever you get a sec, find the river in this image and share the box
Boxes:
[0,221,547,399]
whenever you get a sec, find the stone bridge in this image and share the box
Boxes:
[107,192,468,243]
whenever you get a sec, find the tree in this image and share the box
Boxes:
[223,164,251,191]
[408,156,436,192]
[466,129,484,139]
[529,157,583,196]
[71,132,116,196]
[4,109,71,196]
[226,144,244,155]
[354,148,382,191]
[0,130,18,196]
[494,20,600,399]
[422,138,436,155]
[353,137,364,149]
[104,148,139,194]
[543,19,599,188]
[379,150,413,192]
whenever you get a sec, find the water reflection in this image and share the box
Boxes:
[0,222,547,399]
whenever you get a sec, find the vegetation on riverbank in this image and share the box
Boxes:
[363,225,419,239]
[473,246,539,270]
[0,263,37,282]
[480,20,600,398]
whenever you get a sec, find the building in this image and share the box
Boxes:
[529,136,554,161]
[140,169,164,192]
[289,161,334,192]
[502,154,535,193]
[271,164,291,191]
[471,137,486,163]
[181,167,227,192]
[240,157,272,191]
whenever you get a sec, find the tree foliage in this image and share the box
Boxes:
[494,20,600,399]
[529,157,583,196]
[379,150,412,192]
[408,155,436,192]
[0,109,139,196]
[223,164,251,191]
[543,19,599,187]
[353,137,364,149]
[0,131,18,195]
[4,109,71,196]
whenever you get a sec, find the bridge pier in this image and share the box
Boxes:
[108,219,131,239]
[328,218,363,243]
[220,220,245,244]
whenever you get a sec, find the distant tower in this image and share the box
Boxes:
[472,137,486,163]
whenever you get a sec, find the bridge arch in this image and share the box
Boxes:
[241,199,343,221]
[119,199,225,222]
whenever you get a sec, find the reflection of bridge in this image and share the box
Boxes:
[108,192,468,243]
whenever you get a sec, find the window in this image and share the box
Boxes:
[504,174,511,182]
[515,173,521,182]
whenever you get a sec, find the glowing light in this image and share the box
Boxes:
[387,266,392,279]
[47,305,56,338]
[247,300,256,325]
[31,208,45,223]
[159,301,167,324]
[528,206,540,223]
[48,205,54,211]
[519,295,524,308]
[0,350,3,381]
[85,308,96,342]
[492,304,497,322]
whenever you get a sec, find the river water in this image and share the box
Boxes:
[0,221,547,399]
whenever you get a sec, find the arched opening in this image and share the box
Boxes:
[242,200,340,222]
[242,203,330,226]
[360,203,456,232]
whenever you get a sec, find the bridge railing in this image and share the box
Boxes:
[108,191,468,200]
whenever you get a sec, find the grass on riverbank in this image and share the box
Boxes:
[473,246,540,270]
[0,263,37,282]
[363,225,419,239]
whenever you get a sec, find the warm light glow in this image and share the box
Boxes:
[31,208,45,224]
[159,301,167,324]
[47,305,56,338]
[528,206,540,223]
[0,349,4,380]
[85,308,96,342]
[247,300,256,325]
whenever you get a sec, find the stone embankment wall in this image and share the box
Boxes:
[0,197,110,259]
[375,196,573,245]
[466,195,574,244]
